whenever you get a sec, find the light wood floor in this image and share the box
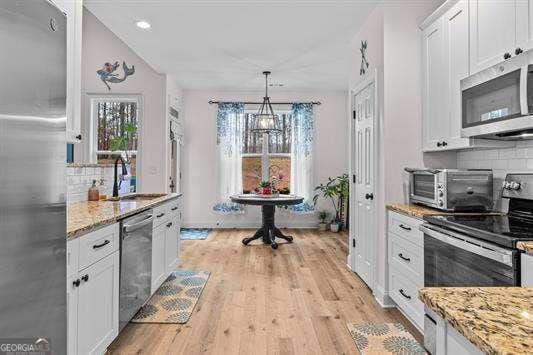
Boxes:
[108,229,421,355]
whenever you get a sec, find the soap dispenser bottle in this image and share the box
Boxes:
[88,179,99,201]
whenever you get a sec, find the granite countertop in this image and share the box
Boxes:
[517,241,533,254]
[419,287,533,355]
[67,193,181,238]
[387,203,446,218]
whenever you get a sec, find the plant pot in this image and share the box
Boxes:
[330,223,340,233]
[318,222,327,231]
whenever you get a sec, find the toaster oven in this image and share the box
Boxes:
[404,168,493,211]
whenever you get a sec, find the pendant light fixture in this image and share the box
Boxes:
[251,71,281,134]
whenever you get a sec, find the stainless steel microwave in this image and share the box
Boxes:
[404,168,493,211]
[461,49,533,139]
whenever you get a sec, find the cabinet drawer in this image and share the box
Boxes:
[167,199,180,215]
[388,232,424,284]
[78,223,119,270]
[153,204,169,227]
[388,211,423,246]
[389,268,424,330]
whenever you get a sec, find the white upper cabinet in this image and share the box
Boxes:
[421,0,516,152]
[422,18,448,151]
[469,0,518,73]
[52,0,83,143]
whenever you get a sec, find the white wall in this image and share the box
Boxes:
[181,90,348,228]
[77,9,181,193]
[348,0,454,304]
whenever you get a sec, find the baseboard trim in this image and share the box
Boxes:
[374,285,395,308]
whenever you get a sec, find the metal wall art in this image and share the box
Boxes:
[97,61,135,90]
[360,40,369,76]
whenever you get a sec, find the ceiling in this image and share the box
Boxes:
[84,0,379,91]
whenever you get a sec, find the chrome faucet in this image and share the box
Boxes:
[113,156,128,197]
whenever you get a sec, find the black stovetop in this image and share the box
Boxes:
[423,214,533,248]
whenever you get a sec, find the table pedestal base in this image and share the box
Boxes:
[241,205,293,249]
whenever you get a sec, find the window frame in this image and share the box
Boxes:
[87,94,143,192]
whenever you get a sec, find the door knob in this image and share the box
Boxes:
[365,193,374,200]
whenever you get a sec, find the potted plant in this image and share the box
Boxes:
[313,174,349,232]
[260,180,272,195]
[318,211,329,231]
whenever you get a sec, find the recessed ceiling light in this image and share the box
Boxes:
[135,20,151,30]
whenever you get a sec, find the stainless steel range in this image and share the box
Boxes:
[420,173,533,353]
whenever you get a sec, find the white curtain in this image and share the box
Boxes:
[212,103,245,213]
[289,103,315,213]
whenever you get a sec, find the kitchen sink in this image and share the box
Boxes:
[107,193,166,202]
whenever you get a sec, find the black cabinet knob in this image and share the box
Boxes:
[81,274,89,282]
[166,222,173,228]
[442,141,448,147]
[504,52,512,59]
[73,279,81,287]
[75,134,82,140]
[437,142,442,147]
[515,47,523,55]
[365,193,374,200]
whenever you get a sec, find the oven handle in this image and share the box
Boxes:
[419,224,514,267]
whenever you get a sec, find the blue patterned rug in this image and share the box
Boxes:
[131,269,210,324]
[180,228,211,240]
[347,322,426,354]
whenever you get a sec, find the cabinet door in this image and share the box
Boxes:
[67,275,79,355]
[444,0,471,149]
[422,18,448,151]
[77,251,119,355]
[516,0,533,52]
[165,217,179,274]
[470,0,517,73]
[152,224,167,293]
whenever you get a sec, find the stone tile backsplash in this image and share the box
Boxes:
[67,164,114,203]
[457,141,533,210]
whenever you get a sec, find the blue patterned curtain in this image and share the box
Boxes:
[289,103,315,213]
[213,103,245,214]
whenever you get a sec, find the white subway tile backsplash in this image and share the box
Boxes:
[66,165,114,203]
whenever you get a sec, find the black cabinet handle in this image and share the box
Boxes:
[171,207,178,211]
[398,253,411,262]
[442,141,448,146]
[81,274,89,282]
[504,52,512,59]
[75,134,82,140]
[73,279,81,287]
[398,224,411,231]
[157,213,165,218]
[166,222,173,228]
[436,142,442,147]
[365,193,374,200]
[399,289,412,300]
[515,47,523,55]
[92,240,110,249]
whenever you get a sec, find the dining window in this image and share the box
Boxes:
[242,111,292,193]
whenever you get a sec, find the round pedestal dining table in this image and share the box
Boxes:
[230,194,304,249]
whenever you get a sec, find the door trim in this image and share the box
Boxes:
[349,68,379,293]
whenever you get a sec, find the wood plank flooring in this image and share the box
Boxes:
[108,229,421,355]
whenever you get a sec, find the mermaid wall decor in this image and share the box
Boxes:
[96,61,135,90]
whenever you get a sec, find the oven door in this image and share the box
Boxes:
[409,172,438,207]
[421,224,519,286]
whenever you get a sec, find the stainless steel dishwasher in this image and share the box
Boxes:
[119,209,153,331]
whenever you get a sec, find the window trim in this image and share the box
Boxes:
[87,94,143,192]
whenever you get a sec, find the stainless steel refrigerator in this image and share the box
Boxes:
[0,0,67,353]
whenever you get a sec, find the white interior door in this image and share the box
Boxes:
[350,81,375,289]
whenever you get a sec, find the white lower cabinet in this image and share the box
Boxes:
[151,223,167,293]
[387,211,425,331]
[67,223,120,355]
[429,308,484,355]
[521,253,533,286]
